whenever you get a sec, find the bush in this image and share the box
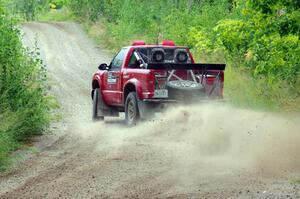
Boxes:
[49,0,68,9]
[68,0,300,111]
[68,0,104,22]
[216,0,300,97]
[0,7,52,170]
[4,0,49,21]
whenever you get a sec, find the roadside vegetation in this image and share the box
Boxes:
[3,0,73,21]
[3,0,299,111]
[0,0,299,170]
[66,0,300,112]
[0,1,52,171]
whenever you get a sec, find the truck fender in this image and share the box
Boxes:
[92,75,109,111]
[92,73,104,98]
[123,79,143,101]
[124,79,153,119]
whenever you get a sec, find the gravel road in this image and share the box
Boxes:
[0,22,299,199]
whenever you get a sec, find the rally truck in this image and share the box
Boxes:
[91,40,226,125]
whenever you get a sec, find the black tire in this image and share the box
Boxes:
[125,92,140,126]
[167,81,205,101]
[92,88,104,121]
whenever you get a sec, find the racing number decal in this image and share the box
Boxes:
[107,72,118,84]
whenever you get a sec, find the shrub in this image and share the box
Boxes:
[0,7,52,170]
[4,0,49,21]
[68,0,300,111]
[216,0,300,95]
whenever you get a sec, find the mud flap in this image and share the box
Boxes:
[95,89,119,117]
[137,100,159,119]
[138,101,151,119]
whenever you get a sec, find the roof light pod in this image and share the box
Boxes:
[162,40,175,46]
[132,40,146,46]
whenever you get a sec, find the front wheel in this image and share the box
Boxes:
[92,88,104,121]
[125,92,140,126]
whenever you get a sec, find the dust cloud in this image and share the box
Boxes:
[154,104,300,178]
[72,103,300,175]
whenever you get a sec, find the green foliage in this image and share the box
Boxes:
[38,7,75,22]
[4,0,70,21]
[216,0,300,100]
[49,0,66,9]
[294,178,300,184]
[67,0,104,22]
[225,66,300,111]
[0,111,19,171]
[68,0,300,111]
[0,6,52,170]
[5,0,49,21]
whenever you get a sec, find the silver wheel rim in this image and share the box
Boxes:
[127,100,135,121]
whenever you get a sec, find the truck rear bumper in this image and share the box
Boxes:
[141,98,225,103]
[142,99,178,103]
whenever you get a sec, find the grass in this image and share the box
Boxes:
[0,137,18,171]
[5,0,300,114]
[0,111,19,171]
[225,66,300,112]
[82,19,300,113]
[0,4,68,172]
[0,12,54,171]
[83,20,133,52]
[33,3,300,113]
[293,179,300,184]
[38,7,76,22]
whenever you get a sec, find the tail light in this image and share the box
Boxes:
[154,72,167,89]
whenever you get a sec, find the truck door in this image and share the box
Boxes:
[102,48,128,105]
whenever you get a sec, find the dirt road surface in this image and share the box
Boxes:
[0,22,300,199]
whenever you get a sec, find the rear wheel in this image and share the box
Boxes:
[92,88,104,121]
[125,92,140,126]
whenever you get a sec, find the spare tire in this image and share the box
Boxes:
[167,80,205,101]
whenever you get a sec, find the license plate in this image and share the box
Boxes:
[154,89,168,98]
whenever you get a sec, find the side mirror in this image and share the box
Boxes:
[98,63,108,70]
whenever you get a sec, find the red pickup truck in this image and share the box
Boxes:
[91,40,225,125]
